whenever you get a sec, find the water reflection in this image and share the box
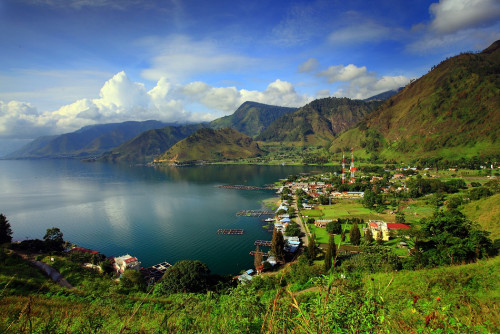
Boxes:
[0,160,329,274]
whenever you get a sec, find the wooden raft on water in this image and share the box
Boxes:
[236,210,274,217]
[217,229,244,235]
[249,251,270,257]
[254,240,272,247]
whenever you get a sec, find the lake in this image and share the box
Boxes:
[0,160,329,275]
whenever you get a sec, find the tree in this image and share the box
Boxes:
[323,234,337,272]
[350,223,361,246]
[326,220,342,235]
[0,214,13,244]
[155,260,211,294]
[306,233,317,264]
[340,230,346,242]
[120,269,146,291]
[271,229,285,262]
[363,189,380,209]
[43,227,64,251]
[376,231,384,245]
[364,228,374,243]
[254,245,263,271]
[395,212,406,224]
[419,210,494,266]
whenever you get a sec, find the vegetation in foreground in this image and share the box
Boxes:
[0,246,498,333]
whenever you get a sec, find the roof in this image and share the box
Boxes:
[124,257,138,263]
[369,222,378,228]
[386,223,410,230]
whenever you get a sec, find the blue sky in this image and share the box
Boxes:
[0,0,499,154]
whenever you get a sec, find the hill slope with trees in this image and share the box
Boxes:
[257,97,381,144]
[333,40,500,160]
[209,101,297,138]
[157,128,265,163]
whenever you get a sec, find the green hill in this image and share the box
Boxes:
[257,97,381,145]
[157,128,265,163]
[99,123,206,163]
[209,101,297,138]
[333,40,500,160]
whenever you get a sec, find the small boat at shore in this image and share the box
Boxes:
[264,218,275,222]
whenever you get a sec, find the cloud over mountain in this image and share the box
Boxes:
[0,71,312,139]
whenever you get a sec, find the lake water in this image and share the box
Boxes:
[0,160,328,275]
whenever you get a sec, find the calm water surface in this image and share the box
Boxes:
[0,160,328,274]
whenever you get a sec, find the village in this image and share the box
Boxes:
[18,153,497,289]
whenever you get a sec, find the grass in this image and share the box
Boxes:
[462,193,500,240]
[308,223,367,245]
[0,244,498,333]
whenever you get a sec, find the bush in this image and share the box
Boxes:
[154,260,211,294]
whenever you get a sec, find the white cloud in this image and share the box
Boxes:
[0,100,54,139]
[318,64,368,83]
[182,79,312,114]
[0,72,312,140]
[328,21,392,45]
[314,63,409,99]
[140,35,255,82]
[429,0,500,34]
[298,58,319,73]
[408,0,500,53]
[23,0,145,10]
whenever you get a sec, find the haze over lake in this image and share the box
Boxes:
[0,160,328,275]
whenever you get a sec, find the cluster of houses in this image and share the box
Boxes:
[277,172,414,205]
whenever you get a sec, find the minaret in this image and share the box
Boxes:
[349,148,356,184]
[341,151,346,184]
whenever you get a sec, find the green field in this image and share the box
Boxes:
[308,223,367,245]
[304,202,380,221]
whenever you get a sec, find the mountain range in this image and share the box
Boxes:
[4,120,171,159]
[5,40,499,163]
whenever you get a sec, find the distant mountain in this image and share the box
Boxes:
[99,101,295,162]
[333,40,500,160]
[257,97,381,144]
[209,101,297,138]
[157,128,264,164]
[5,120,171,159]
[99,123,207,163]
[363,87,403,101]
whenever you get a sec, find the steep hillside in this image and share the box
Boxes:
[99,123,206,163]
[157,128,264,163]
[257,97,380,144]
[333,40,500,159]
[6,120,170,159]
[210,101,297,138]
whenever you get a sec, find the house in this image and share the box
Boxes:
[314,220,332,228]
[113,254,141,273]
[302,203,313,210]
[238,270,254,284]
[368,220,410,241]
